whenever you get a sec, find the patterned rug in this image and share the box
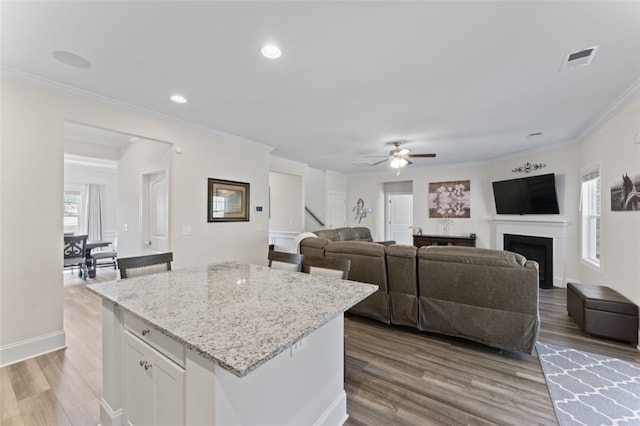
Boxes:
[537,342,640,425]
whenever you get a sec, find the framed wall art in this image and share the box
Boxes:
[428,180,471,218]
[611,172,639,211]
[207,178,250,222]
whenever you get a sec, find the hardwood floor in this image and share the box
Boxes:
[0,269,114,426]
[1,275,638,426]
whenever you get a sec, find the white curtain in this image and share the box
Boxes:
[85,183,103,241]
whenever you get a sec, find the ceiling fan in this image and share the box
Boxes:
[367,141,436,175]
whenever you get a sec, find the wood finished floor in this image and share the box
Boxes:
[1,273,638,426]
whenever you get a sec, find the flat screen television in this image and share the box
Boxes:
[492,173,560,215]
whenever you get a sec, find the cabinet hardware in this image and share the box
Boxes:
[142,329,150,336]
[139,360,152,370]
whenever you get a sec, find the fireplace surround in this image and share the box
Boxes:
[504,234,553,289]
[494,219,569,288]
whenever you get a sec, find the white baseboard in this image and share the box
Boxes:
[99,398,123,426]
[0,330,66,367]
[315,390,348,426]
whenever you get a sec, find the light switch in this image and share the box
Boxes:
[124,224,128,232]
[182,225,192,236]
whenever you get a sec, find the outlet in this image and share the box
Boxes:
[182,225,192,236]
[256,223,263,231]
[124,224,128,232]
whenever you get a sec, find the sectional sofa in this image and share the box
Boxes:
[299,233,540,354]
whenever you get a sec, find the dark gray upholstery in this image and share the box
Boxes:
[299,234,541,353]
[300,226,394,258]
[418,246,540,354]
[386,244,418,327]
[325,241,390,324]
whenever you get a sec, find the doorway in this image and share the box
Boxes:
[327,191,347,229]
[387,193,413,244]
[63,121,172,260]
[141,168,169,254]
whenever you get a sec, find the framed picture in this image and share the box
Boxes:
[611,172,639,211]
[207,178,250,222]
[428,180,471,218]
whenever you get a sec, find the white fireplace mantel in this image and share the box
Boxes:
[493,219,571,288]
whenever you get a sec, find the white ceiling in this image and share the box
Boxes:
[2,1,639,174]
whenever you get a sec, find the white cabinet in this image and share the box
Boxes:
[124,330,185,426]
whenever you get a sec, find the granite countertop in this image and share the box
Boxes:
[87,261,377,377]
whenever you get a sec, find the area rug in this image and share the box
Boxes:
[536,342,640,425]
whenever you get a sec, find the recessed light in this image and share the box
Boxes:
[170,94,187,104]
[261,44,282,59]
[52,51,91,68]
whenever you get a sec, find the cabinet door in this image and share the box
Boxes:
[152,346,185,426]
[124,331,186,426]
[125,332,154,425]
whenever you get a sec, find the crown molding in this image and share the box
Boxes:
[575,77,640,143]
[0,66,274,153]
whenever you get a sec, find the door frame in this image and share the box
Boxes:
[140,165,170,254]
[385,192,413,243]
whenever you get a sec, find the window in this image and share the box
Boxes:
[580,167,601,268]
[64,188,84,234]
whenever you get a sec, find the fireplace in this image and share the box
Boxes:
[504,234,553,289]
[494,219,568,288]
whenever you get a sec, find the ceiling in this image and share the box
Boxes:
[2,1,639,174]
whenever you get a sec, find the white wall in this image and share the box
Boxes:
[117,139,171,256]
[347,93,639,312]
[304,167,326,230]
[577,94,640,307]
[0,78,271,365]
[268,171,303,232]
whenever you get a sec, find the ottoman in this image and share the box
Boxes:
[567,282,638,346]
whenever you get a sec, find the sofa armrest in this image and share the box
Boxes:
[299,237,329,257]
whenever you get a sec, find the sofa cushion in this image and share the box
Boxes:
[336,227,357,241]
[325,240,386,258]
[313,229,339,241]
[386,244,418,328]
[325,240,389,324]
[418,245,529,268]
[352,227,374,242]
[418,245,539,353]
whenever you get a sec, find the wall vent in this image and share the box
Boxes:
[560,46,599,70]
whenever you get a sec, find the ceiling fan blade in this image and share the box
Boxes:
[408,153,436,158]
[369,158,389,166]
[406,159,413,166]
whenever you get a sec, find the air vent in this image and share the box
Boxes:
[560,46,599,70]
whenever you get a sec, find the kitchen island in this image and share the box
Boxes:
[87,261,377,426]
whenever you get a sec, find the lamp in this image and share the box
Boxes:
[390,157,408,169]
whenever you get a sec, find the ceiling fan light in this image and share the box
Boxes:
[398,148,410,156]
[390,158,408,168]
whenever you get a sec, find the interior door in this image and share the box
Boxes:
[142,169,169,253]
[387,194,413,244]
[327,191,346,229]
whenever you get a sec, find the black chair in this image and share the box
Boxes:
[117,252,173,279]
[268,251,304,272]
[302,255,351,280]
[64,234,89,279]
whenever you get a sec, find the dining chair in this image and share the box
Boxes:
[117,252,173,279]
[63,234,89,279]
[91,237,118,270]
[302,255,351,280]
[268,250,304,272]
